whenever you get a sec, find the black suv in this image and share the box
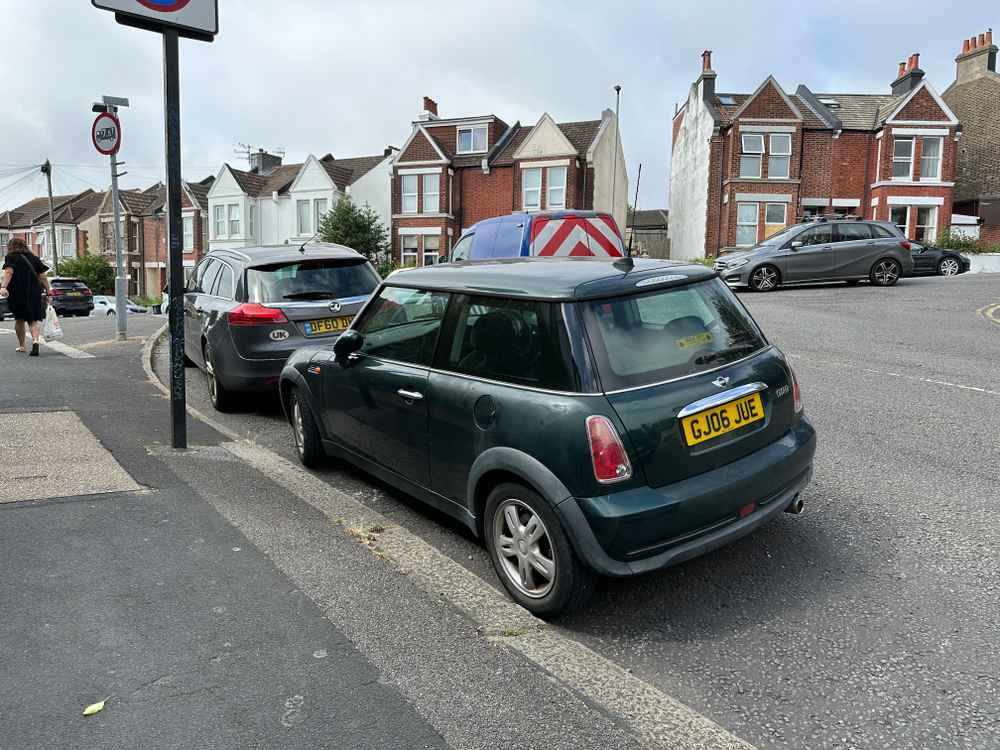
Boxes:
[48,277,94,316]
[280,258,816,617]
[183,244,380,411]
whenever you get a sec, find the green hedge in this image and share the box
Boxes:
[935,229,1000,254]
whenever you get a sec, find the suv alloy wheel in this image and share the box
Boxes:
[870,258,901,286]
[749,265,780,292]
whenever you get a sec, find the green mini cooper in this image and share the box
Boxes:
[280,258,816,617]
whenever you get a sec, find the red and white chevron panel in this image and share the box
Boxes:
[530,215,624,257]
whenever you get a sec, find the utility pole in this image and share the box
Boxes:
[40,160,59,274]
[93,96,130,341]
[611,85,622,231]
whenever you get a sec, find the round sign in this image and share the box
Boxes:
[137,0,192,10]
[92,112,122,156]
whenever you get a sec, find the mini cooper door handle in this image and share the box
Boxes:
[397,389,424,402]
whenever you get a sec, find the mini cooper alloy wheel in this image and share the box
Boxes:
[292,398,306,458]
[492,498,556,598]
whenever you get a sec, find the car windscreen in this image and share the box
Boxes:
[245,258,379,303]
[581,278,768,391]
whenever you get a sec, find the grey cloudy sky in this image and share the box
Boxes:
[0,1,994,212]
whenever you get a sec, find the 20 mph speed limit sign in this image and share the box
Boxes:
[92,112,122,155]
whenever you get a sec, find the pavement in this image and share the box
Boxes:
[148,273,1000,750]
[0,315,652,750]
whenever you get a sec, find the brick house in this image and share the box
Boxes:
[669,51,959,259]
[0,189,105,268]
[942,29,1000,246]
[390,97,627,266]
[94,178,212,296]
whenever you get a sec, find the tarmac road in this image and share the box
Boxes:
[152,273,1000,750]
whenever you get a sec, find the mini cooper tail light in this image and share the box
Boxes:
[586,415,632,484]
[791,368,803,414]
[227,303,289,326]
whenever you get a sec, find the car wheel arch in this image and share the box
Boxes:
[467,448,573,539]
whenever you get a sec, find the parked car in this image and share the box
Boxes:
[47,277,94,316]
[450,210,624,262]
[907,244,970,277]
[714,219,915,291]
[280,257,816,617]
[92,295,149,316]
[184,244,380,411]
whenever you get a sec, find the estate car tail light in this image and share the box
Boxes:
[791,368,803,414]
[227,303,288,326]
[48,288,63,296]
[586,415,632,484]
[899,240,912,251]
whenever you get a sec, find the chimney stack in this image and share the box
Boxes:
[891,51,924,96]
[420,96,438,120]
[956,29,997,85]
[249,149,283,175]
[697,49,717,103]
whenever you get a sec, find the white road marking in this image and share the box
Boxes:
[140,323,757,750]
[790,355,1000,397]
[0,328,95,358]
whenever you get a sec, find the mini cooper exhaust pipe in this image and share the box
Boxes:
[784,495,804,515]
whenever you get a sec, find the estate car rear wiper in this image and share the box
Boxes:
[694,344,759,365]
[282,291,337,300]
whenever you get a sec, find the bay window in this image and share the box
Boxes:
[890,206,909,236]
[522,167,541,211]
[740,134,764,178]
[401,174,418,214]
[546,166,566,209]
[919,137,941,180]
[296,199,311,235]
[228,204,240,236]
[314,198,328,229]
[892,138,914,180]
[422,173,440,213]
[423,235,440,266]
[736,202,758,246]
[457,125,487,153]
[183,215,194,251]
[401,235,418,267]
[763,203,787,238]
[213,205,225,238]
[915,207,937,244]
[768,134,791,179]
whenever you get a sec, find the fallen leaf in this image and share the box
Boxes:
[82,698,108,717]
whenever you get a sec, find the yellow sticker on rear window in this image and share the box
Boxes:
[676,332,713,349]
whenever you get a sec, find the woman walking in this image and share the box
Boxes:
[0,237,51,357]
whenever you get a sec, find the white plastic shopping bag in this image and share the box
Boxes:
[43,305,64,340]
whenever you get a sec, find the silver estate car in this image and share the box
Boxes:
[714,219,915,291]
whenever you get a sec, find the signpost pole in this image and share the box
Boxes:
[110,140,128,340]
[162,27,187,449]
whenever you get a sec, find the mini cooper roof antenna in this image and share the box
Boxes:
[613,255,634,272]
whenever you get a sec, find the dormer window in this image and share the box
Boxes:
[457,125,488,154]
[718,95,736,105]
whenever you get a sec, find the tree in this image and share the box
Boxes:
[317,196,389,262]
[57,254,116,294]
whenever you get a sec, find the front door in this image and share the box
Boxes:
[322,286,450,487]
[780,223,837,282]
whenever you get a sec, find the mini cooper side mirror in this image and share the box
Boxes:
[333,329,364,362]
[790,241,803,250]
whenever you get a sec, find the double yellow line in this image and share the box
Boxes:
[977,303,1000,326]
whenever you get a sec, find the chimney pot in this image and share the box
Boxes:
[979,32,987,47]
[422,96,438,116]
[970,36,978,50]
[912,53,920,69]
[701,49,712,71]
[962,38,971,54]
[987,29,993,45]
[897,61,906,78]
